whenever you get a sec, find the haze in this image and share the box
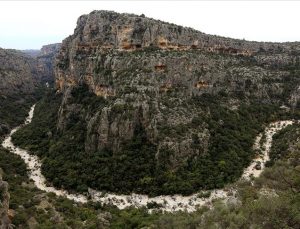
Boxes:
[1,1,300,50]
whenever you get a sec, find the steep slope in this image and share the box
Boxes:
[0,44,62,227]
[0,48,38,96]
[36,43,61,85]
[0,48,44,227]
[0,43,60,139]
[21,43,61,85]
[0,48,40,139]
[14,10,300,196]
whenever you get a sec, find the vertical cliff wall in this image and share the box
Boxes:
[54,10,300,159]
[18,10,298,195]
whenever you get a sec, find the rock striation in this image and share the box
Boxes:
[56,10,300,98]
[54,10,300,165]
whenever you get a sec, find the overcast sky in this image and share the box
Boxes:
[1,1,300,50]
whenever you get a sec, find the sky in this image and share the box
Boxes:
[1,1,300,50]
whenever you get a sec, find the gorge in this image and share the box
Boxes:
[2,104,296,212]
[0,9,300,228]
[24,10,300,197]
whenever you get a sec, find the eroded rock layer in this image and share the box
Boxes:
[11,10,295,195]
[55,10,300,159]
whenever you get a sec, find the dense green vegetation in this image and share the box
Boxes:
[1,142,299,228]
[153,158,300,228]
[12,85,293,196]
[3,86,298,228]
[177,95,281,191]
[269,123,300,165]
[0,93,34,138]
[0,86,161,228]
[0,146,157,228]
[0,87,45,139]
[1,63,300,229]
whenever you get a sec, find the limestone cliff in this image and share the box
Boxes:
[0,43,60,95]
[54,10,300,169]
[0,44,59,139]
[55,10,300,98]
[0,48,38,96]
[36,43,61,84]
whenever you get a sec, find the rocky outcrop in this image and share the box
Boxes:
[54,10,300,169]
[58,10,299,55]
[40,43,61,56]
[55,10,300,95]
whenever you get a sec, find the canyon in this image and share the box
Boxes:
[0,44,59,139]
[0,9,300,228]
[2,105,295,212]
[40,10,300,196]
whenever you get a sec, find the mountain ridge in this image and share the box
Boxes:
[1,9,300,228]
[10,10,299,196]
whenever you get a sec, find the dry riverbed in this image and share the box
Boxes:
[1,105,294,212]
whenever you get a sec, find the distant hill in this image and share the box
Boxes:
[21,49,41,58]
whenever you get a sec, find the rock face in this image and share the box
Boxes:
[0,48,39,138]
[36,43,61,84]
[56,10,298,60]
[0,44,60,139]
[0,43,60,96]
[54,10,300,173]
[0,48,38,96]
[56,10,300,96]
[40,43,61,56]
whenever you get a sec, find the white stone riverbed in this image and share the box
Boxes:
[1,105,295,212]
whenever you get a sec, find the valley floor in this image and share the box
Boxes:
[1,105,296,212]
